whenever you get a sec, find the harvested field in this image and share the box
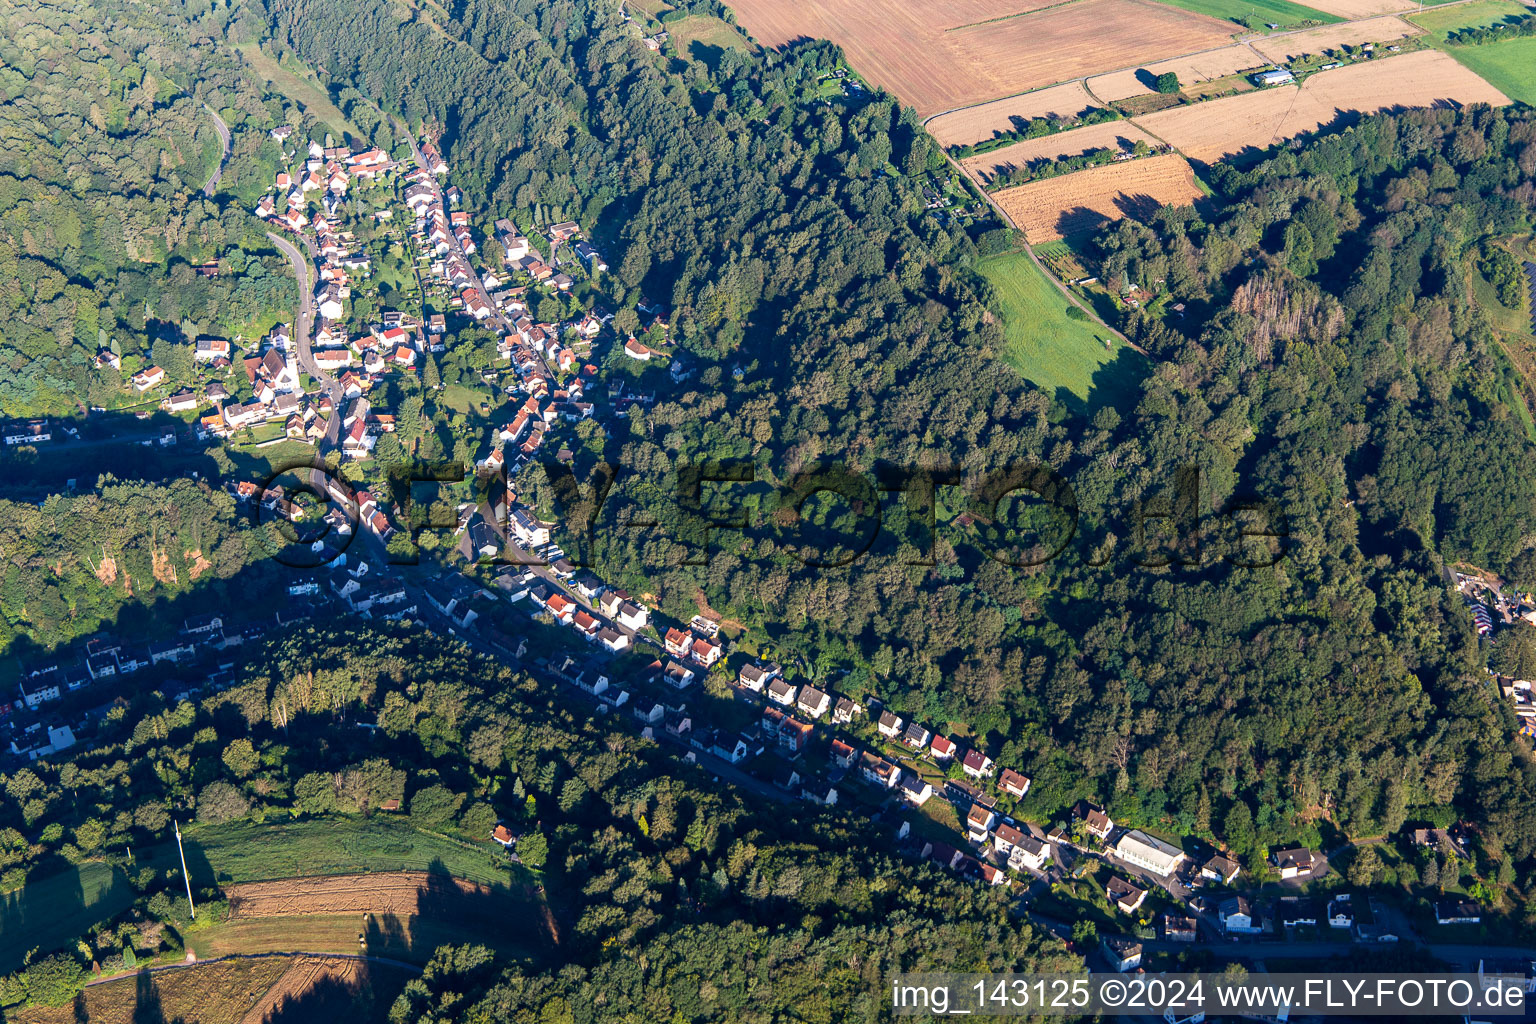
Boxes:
[15,960,291,1024]
[928,82,1098,148]
[1299,0,1417,18]
[226,871,502,919]
[993,153,1205,241]
[962,121,1161,182]
[1087,42,1267,100]
[1250,14,1420,61]
[240,954,412,1024]
[727,0,1238,116]
[1134,49,1509,162]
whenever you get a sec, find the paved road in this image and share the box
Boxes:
[267,230,342,448]
[394,125,506,332]
[201,104,231,197]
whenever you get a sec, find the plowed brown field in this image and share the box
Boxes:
[1087,43,1267,100]
[238,955,408,1024]
[1250,14,1420,61]
[928,82,1099,147]
[225,871,496,918]
[726,0,1239,116]
[1133,49,1509,162]
[993,152,1205,241]
[962,121,1161,182]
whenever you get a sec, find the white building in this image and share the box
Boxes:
[1115,830,1188,877]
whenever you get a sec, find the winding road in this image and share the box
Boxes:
[267,230,343,449]
[201,104,231,198]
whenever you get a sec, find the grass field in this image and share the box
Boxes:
[141,817,522,889]
[668,14,756,67]
[976,251,1144,410]
[1155,0,1341,29]
[235,42,361,138]
[0,862,137,973]
[1435,36,1536,104]
[1408,0,1530,38]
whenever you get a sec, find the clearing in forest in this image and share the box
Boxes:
[962,121,1162,183]
[992,152,1206,242]
[927,82,1100,149]
[725,0,1236,116]
[667,14,758,67]
[233,43,362,139]
[1086,43,1268,101]
[1132,50,1510,163]
[976,250,1145,408]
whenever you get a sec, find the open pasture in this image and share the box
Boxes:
[1132,49,1509,163]
[726,0,1238,115]
[927,82,1099,148]
[1250,14,1421,61]
[1087,42,1268,100]
[962,121,1161,182]
[1300,0,1418,18]
[992,152,1205,241]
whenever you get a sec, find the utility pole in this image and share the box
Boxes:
[174,820,196,920]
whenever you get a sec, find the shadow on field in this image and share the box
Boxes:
[259,962,413,1024]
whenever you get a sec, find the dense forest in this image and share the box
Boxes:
[262,0,1536,907]
[0,626,1068,1012]
[0,0,322,416]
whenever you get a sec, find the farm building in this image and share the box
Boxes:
[1252,69,1295,86]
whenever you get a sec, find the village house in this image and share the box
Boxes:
[664,627,691,658]
[1101,935,1143,973]
[899,772,933,805]
[1201,854,1240,885]
[738,662,778,692]
[1220,896,1261,935]
[1075,802,1115,840]
[1105,876,1146,915]
[960,748,994,779]
[194,336,231,362]
[1277,897,1319,929]
[966,803,997,843]
[766,678,797,707]
[132,366,165,391]
[1009,833,1051,873]
[1163,915,1198,942]
[662,661,696,690]
[877,710,903,739]
[998,768,1031,799]
[796,685,831,719]
[929,735,956,761]
[901,722,931,750]
[1435,898,1481,926]
[832,696,860,724]
[165,390,197,413]
[689,636,723,667]
[1272,847,1316,879]
[859,751,900,790]
[762,706,813,753]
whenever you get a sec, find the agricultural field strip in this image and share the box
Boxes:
[960,120,1162,181]
[1127,48,1510,162]
[923,3,1457,134]
[226,871,496,918]
[990,152,1207,241]
[1084,41,1271,101]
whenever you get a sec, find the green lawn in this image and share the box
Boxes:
[235,42,361,138]
[1155,0,1340,30]
[0,861,137,973]
[667,14,756,67]
[1408,0,1530,39]
[976,250,1145,410]
[1436,36,1536,105]
[141,816,522,889]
